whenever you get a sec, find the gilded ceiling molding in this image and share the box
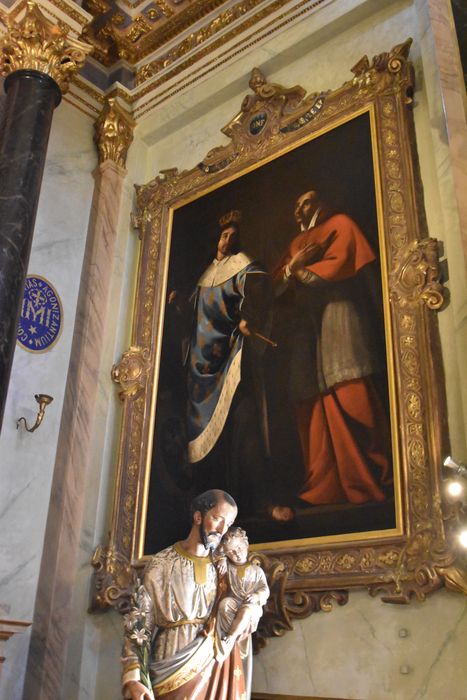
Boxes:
[94,97,136,166]
[135,0,266,85]
[81,0,231,66]
[0,0,330,118]
[0,1,91,94]
[47,0,90,27]
[135,0,327,86]
[130,0,329,117]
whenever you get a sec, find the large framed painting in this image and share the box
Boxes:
[144,106,397,555]
[91,38,466,633]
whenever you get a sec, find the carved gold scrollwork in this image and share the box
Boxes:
[374,37,413,75]
[390,238,445,309]
[94,97,136,167]
[250,552,349,651]
[436,563,467,595]
[352,38,412,80]
[349,38,413,101]
[196,68,325,173]
[0,1,91,93]
[367,495,467,603]
[111,346,150,400]
[89,544,136,612]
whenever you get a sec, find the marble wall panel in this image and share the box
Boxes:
[59,134,148,700]
[0,100,96,699]
[252,588,467,700]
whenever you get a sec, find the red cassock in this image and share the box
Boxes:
[281,213,392,504]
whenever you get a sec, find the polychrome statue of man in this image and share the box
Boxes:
[122,489,254,700]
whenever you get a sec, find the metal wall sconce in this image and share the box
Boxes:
[444,455,467,480]
[442,455,467,549]
[17,394,54,433]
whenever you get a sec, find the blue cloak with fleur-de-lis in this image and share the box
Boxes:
[186,252,268,463]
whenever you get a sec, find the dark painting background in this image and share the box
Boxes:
[144,111,395,554]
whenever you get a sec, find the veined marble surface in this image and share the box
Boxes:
[0,100,96,699]
[252,588,467,700]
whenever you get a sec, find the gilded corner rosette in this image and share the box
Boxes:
[0,1,91,94]
[94,97,136,167]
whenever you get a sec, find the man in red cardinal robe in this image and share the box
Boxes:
[275,189,392,505]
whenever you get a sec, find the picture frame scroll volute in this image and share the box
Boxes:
[90,38,465,640]
[250,552,349,652]
[111,346,150,400]
[89,544,135,613]
[390,238,445,310]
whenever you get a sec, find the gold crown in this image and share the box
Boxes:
[219,210,242,228]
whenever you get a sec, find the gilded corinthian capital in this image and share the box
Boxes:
[94,98,135,167]
[0,2,91,94]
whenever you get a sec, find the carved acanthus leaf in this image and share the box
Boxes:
[89,544,135,613]
[367,502,467,603]
[94,97,135,167]
[350,37,413,93]
[0,1,91,94]
[133,168,181,230]
[111,346,150,400]
[390,238,445,309]
[436,563,467,595]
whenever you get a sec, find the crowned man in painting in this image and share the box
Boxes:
[181,210,273,515]
[122,489,264,699]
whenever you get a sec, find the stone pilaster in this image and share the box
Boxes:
[425,0,467,269]
[0,2,90,430]
[23,97,135,699]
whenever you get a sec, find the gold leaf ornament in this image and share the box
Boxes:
[0,2,91,94]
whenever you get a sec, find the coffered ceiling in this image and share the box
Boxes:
[81,0,233,67]
[0,0,331,118]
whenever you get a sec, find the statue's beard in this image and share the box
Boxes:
[200,522,220,551]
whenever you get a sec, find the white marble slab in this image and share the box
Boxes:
[252,588,467,700]
[0,100,96,699]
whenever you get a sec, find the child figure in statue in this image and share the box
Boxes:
[215,526,269,661]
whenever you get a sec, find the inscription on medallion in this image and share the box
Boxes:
[17,276,63,352]
[249,112,267,135]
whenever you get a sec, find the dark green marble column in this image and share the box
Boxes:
[0,69,61,430]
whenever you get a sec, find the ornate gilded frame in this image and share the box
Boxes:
[91,39,467,637]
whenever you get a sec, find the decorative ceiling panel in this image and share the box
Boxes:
[80,0,234,65]
[0,0,331,118]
